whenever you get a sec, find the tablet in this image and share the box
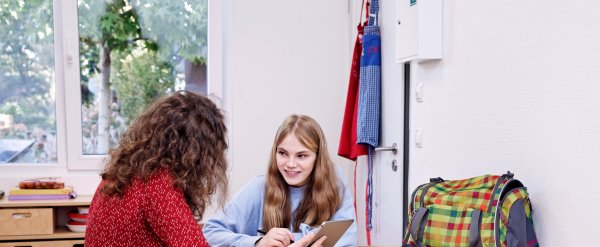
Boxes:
[308,219,354,247]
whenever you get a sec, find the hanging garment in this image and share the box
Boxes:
[357,0,381,149]
[338,23,369,161]
[357,0,381,245]
[339,3,373,244]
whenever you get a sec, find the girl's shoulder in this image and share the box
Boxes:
[249,175,267,186]
[235,175,267,198]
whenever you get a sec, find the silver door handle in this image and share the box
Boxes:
[374,143,397,155]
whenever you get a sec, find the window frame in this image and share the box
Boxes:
[0,0,223,172]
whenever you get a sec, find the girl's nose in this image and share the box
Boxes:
[285,157,298,167]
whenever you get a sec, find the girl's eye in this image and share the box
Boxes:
[298,154,306,158]
[277,151,287,156]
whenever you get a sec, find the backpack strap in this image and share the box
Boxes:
[418,177,444,207]
[409,207,428,246]
[469,209,483,247]
[408,178,444,246]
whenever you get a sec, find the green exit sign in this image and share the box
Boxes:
[410,0,416,6]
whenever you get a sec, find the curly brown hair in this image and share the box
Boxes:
[100,90,228,220]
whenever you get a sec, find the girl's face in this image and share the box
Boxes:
[276,133,317,187]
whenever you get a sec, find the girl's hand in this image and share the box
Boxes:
[255,227,295,247]
[289,232,327,247]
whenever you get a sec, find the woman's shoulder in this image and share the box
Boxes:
[138,169,184,196]
[145,169,175,186]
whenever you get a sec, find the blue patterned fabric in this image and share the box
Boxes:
[367,146,374,230]
[368,0,379,26]
[357,4,381,148]
[358,0,381,235]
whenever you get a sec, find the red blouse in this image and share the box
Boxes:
[85,170,209,247]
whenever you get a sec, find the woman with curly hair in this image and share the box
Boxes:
[85,91,229,246]
[203,114,357,247]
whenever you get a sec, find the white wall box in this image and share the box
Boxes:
[395,0,443,63]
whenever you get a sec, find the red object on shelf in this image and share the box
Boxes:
[67,220,87,226]
[68,211,88,222]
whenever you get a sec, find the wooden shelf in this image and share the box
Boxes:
[0,226,84,241]
[0,195,92,208]
[0,195,91,242]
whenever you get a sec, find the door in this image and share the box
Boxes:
[352,0,408,245]
[354,64,406,246]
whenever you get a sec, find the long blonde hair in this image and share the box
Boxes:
[263,114,341,231]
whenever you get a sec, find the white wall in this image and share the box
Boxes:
[407,1,600,246]
[218,0,354,209]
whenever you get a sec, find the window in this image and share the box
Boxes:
[0,0,222,171]
[0,1,57,164]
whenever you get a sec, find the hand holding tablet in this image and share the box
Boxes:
[289,232,327,247]
[256,228,296,246]
[257,219,353,247]
[307,219,354,247]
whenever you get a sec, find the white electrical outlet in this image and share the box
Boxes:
[415,127,423,148]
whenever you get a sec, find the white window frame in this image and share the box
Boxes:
[0,0,223,172]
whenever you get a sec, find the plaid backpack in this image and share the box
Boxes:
[402,172,539,247]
